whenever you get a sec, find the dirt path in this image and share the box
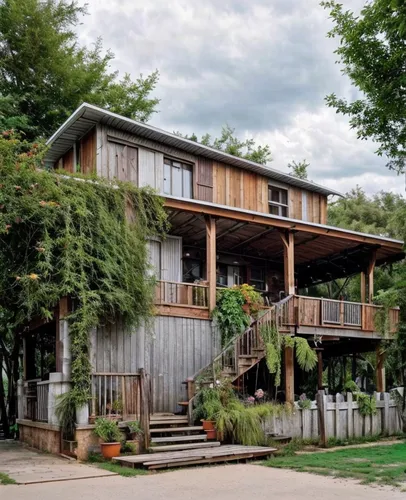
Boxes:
[0,441,116,484]
[2,463,404,499]
[297,439,404,454]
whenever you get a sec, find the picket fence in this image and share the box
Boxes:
[263,392,401,440]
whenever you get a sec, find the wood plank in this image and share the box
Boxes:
[144,454,256,469]
[150,442,220,453]
[151,435,207,443]
[150,426,203,433]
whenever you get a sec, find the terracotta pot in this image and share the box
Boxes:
[201,420,215,431]
[100,442,121,460]
[205,429,217,440]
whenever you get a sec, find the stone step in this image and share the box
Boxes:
[150,441,221,453]
[150,426,203,434]
[151,434,207,444]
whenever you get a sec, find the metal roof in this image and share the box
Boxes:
[45,103,343,197]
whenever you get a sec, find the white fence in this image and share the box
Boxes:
[263,392,401,440]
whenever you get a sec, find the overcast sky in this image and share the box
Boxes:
[80,0,404,197]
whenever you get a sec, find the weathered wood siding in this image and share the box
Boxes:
[195,157,213,202]
[80,128,96,175]
[61,148,74,173]
[289,187,327,224]
[90,316,220,413]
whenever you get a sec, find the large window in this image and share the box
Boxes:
[164,158,193,198]
[249,267,266,291]
[268,185,288,217]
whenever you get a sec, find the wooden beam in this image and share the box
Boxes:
[216,222,247,240]
[280,231,295,295]
[284,345,294,404]
[360,272,366,304]
[376,344,386,393]
[164,197,403,251]
[229,227,274,250]
[206,215,217,312]
[367,250,377,303]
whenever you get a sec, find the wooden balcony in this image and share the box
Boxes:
[154,280,210,319]
[154,280,399,338]
[292,296,399,338]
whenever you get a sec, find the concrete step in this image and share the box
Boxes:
[151,434,207,444]
[150,441,221,453]
[150,426,203,434]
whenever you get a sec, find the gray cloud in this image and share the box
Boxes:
[80,0,401,195]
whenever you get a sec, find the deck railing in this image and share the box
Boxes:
[155,280,209,308]
[295,296,399,334]
[23,379,49,422]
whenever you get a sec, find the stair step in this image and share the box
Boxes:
[150,419,189,426]
[150,426,203,434]
[151,434,207,444]
[150,441,221,453]
[239,355,258,359]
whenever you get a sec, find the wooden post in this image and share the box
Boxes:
[376,345,386,393]
[280,231,295,295]
[317,389,327,447]
[284,345,294,404]
[367,250,377,303]
[360,272,366,304]
[139,368,150,450]
[317,349,324,390]
[347,392,353,439]
[205,215,217,312]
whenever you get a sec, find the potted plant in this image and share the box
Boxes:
[94,417,123,459]
[193,387,222,438]
[127,420,143,440]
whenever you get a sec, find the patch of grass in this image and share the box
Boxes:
[87,452,148,477]
[263,442,406,487]
[0,472,16,485]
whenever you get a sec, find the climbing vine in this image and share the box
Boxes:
[260,325,318,387]
[0,133,168,414]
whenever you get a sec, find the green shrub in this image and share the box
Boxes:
[93,418,123,443]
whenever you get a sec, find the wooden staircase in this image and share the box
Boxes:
[207,295,294,384]
[148,413,221,453]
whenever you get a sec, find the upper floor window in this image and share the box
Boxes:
[164,158,193,198]
[268,185,288,217]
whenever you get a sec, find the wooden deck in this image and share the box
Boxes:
[113,444,277,470]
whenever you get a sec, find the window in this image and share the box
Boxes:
[250,267,266,291]
[302,191,308,221]
[164,158,193,198]
[268,185,288,217]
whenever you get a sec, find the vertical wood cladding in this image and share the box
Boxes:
[61,148,74,173]
[194,157,213,202]
[80,128,96,175]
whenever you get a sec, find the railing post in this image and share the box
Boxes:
[139,368,150,450]
[279,231,295,295]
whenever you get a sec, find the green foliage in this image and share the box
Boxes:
[265,442,406,487]
[0,134,168,417]
[288,160,309,179]
[213,285,263,347]
[127,420,143,435]
[0,0,159,139]
[344,380,360,393]
[322,0,406,172]
[55,391,76,438]
[0,472,16,485]
[328,187,406,239]
[260,325,317,388]
[192,386,225,421]
[93,418,123,443]
[356,393,377,417]
[178,125,272,165]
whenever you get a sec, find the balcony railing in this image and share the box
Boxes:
[154,280,209,308]
[295,296,399,334]
[23,379,49,422]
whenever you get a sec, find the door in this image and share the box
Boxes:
[227,266,243,287]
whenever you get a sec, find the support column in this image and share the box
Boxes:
[58,297,71,380]
[317,349,324,390]
[205,215,217,312]
[376,345,386,393]
[284,345,294,404]
[367,250,377,303]
[360,272,366,304]
[280,231,295,295]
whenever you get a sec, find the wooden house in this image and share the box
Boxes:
[17,103,404,458]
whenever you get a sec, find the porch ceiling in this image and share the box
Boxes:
[168,210,405,287]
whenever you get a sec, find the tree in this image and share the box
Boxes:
[0,0,159,139]
[288,159,309,179]
[322,0,406,172]
[178,125,272,165]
